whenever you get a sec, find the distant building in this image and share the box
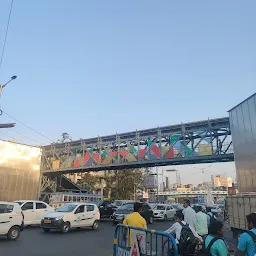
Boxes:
[211,175,232,188]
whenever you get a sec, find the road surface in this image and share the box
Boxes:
[0,220,173,256]
[0,219,236,256]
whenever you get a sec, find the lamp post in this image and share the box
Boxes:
[0,75,17,93]
[0,76,17,126]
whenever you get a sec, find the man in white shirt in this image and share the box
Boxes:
[165,211,202,246]
[195,205,208,237]
[182,199,196,230]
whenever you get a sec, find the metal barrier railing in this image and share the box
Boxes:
[113,224,178,256]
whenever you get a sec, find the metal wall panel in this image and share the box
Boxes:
[229,93,256,192]
[0,140,41,201]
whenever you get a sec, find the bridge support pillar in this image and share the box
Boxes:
[38,175,57,203]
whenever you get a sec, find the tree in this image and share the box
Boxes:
[76,168,151,200]
[77,173,100,192]
[110,168,150,200]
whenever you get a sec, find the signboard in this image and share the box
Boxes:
[116,230,147,256]
[144,175,158,189]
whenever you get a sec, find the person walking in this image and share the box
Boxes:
[195,205,208,237]
[206,206,216,226]
[165,211,202,255]
[204,220,228,256]
[123,202,147,246]
[182,199,196,230]
[235,212,256,256]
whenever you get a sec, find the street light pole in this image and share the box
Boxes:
[0,75,17,93]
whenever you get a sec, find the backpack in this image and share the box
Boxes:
[200,237,224,256]
[179,222,200,255]
[244,231,256,256]
[207,213,215,224]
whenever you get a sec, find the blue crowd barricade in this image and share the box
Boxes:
[113,224,178,256]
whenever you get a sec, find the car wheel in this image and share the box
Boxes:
[92,220,99,230]
[60,222,70,233]
[164,215,167,221]
[7,226,20,240]
[43,228,50,233]
[149,216,154,224]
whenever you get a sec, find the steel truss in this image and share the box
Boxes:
[39,117,234,199]
[41,117,233,173]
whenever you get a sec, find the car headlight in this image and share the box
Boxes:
[160,211,164,214]
[55,216,64,220]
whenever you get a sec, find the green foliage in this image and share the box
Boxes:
[109,168,149,200]
[76,168,151,200]
[77,173,100,191]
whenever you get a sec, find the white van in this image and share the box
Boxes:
[14,200,54,226]
[0,201,24,240]
[41,202,100,233]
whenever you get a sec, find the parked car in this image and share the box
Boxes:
[14,200,54,226]
[0,201,24,240]
[153,204,176,221]
[112,202,154,225]
[94,200,117,219]
[41,202,100,233]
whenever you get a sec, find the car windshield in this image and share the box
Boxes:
[115,201,123,207]
[56,204,77,212]
[118,203,134,212]
[171,205,178,209]
[14,201,24,205]
[156,205,166,210]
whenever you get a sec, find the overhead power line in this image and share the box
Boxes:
[0,129,17,141]
[2,110,54,143]
[0,0,14,74]
[9,128,43,145]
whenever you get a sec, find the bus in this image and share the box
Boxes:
[49,192,103,209]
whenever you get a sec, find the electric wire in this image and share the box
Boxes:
[0,0,14,74]
[2,110,54,143]
[0,129,17,141]
[9,128,43,145]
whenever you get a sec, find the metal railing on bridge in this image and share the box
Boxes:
[41,117,233,175]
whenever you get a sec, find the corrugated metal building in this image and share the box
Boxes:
[0,140,41,201]
[228,93,256,192]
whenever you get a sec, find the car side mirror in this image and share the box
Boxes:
[99,206,104,209]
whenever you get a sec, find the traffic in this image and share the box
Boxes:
[0,196,238,256]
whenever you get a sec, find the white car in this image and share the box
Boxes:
[153,204,176,221]
[41,202,100,233]
[14,200,54,226]
[0,201,24,240]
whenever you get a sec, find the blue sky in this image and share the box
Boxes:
[1,0,253,184]
[0,0,255,145]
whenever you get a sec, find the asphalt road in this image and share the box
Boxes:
[0,220,174,256]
